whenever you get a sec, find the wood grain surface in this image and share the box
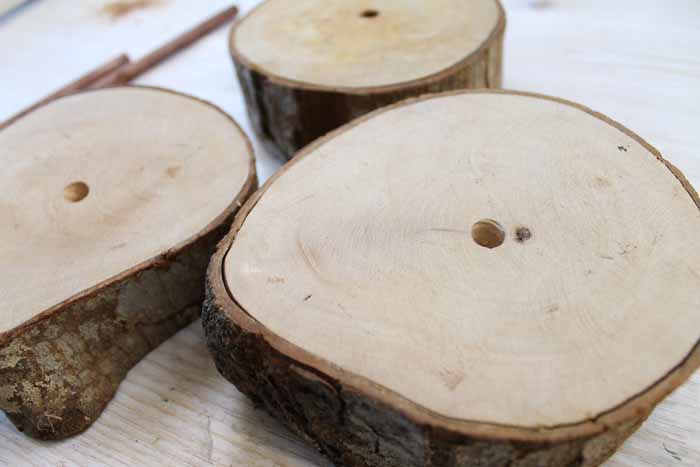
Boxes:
[1,0,699,465]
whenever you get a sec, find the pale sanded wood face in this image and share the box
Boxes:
[226,92,700,428]
[232,0,502,89]
[0,88,252,333]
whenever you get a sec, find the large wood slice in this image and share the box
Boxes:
[231,0,505,161]
[0,87,256,440]
[204,90,700,467]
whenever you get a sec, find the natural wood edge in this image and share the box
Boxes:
[203,285,647,467]
[0,85,258,440]
[203,89,700,465]
[230,1,506,160]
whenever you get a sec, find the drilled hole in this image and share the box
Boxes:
[360,9,379,18]
[471,219,505,249]
[63,181,89,203]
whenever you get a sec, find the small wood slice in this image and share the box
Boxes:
[0,87,256,440]
[231,0,505,161]
[205,90,700,467]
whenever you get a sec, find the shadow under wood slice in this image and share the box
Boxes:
[230,0,506,161]
[0,86,257,440]
[204,90,700,467]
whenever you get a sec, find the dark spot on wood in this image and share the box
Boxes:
[360,9,379,18]
[663,443,682,461]
[109,242,127,251]
[515,227,532,243]
[102,0,161,19]
[165,165,181,178]
[594,176,612,188]
[618,145,628,152]
[304,294,312,302]
[600,255,614,260]
[618,243,636,256]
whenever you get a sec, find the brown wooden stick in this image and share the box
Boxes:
[1,54,130,130]
[90,5,239,88]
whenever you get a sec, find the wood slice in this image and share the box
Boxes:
[0,87,256,440]
[231,0,505,161]
[204,90,700,467]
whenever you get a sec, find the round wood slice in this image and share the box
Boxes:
[231,0,505,161]
[0,87,257,440]
[204,90,700,467]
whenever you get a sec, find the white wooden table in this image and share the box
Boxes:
[1,1,699,465]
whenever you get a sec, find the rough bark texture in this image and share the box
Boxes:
[202,285,646,467]
[0,180,257,440]
[233,30,504,161]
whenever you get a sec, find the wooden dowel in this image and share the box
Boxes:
[90,5,239,88]
[1,53,130,130]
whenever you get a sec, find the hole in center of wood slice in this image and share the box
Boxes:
[360,9,379,18]
[472,219,505,249]
[63,181,90,203]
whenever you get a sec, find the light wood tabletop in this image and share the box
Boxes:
[1,0,699,465]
